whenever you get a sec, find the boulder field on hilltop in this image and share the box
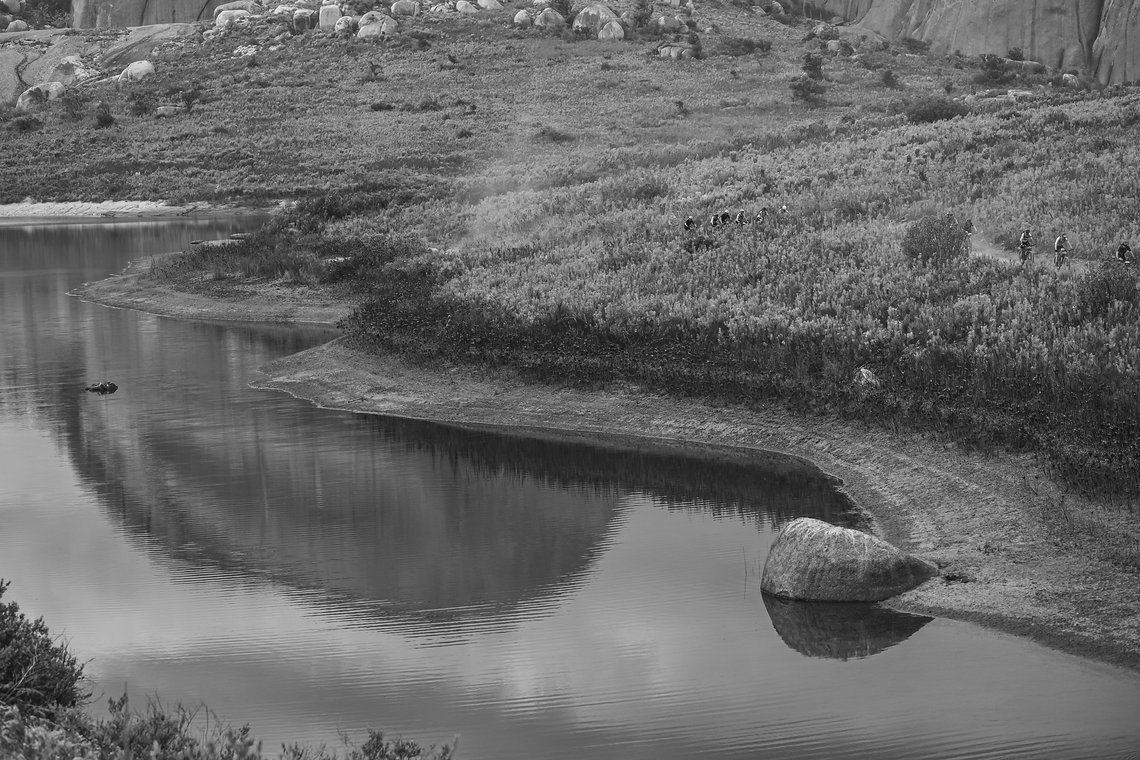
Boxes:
[787,0,1138,84]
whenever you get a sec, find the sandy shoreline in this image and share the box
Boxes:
[0,200,262,221]
[73,257,1140,673]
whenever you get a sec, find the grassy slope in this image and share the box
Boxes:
[9,6,1140,509]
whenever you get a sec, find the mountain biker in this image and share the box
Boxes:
[719,210,732,226]
[962,218,976,254]
[755,206,771,224]
[734,210,747,225]
[1018,228,1033,262]
[1118,242,1135,264]
[684,216,696,232]
[709,213,720,228]
[1054,233,1070,267]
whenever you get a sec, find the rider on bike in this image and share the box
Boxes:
[1018,228,1033,261]
[1054,233,1070,267]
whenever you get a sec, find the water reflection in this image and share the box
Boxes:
[762,593,934,661]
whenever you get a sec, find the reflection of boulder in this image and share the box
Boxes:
[761,517,938,601]
[762,593,933,660]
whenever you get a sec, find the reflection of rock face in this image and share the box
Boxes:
[789,0,1140,84]
[762,594,933,660]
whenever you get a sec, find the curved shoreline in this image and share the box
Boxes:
[72,261,1140,673]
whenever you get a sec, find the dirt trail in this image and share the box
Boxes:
[969,232,1092,275]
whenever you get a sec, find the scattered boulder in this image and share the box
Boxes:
[272,4,297,14]
[118,59,155,83]
[293,7,316,30]
[597,19,623,40]
[357,12,397,35]
[154,104,186,117]
[333,14,356,33]
[1062,72,1080,88]
[6,17,27,31]
[213,0,261,20]
[391,0,417,14]
[429,2,450,12]
[533,6,563,27]
[810,22,839,40]
[768,0,783,14]
[512,8,530,26]
[477,0,502,8]
[654,14,682,31]
[572,2,617,34]
[42,55,97,86]
[657,42,695,59]
[216,7,251,25]
[826,38,854,56]
[1007,88,1035,101]
[760,517,939,602]
[15,81,64,111]
[455,0,477,13]
[318,3,340,28]
[0,0,24,14]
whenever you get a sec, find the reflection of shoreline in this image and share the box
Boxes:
[762,594,933,661]
[68,221,1140,673]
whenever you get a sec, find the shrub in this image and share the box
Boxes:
[533,123,575,143]
[94,101,114,128]
[789,75,825,104]
[712,36,771,57]
[9,115,43,133]
[548,0,575,23]
[904,96,968,123]
[880,69,900,88]
[1076,261,1140,320]
[974,53,1011,84]
[1007,46,1024,61]
[0,580,87,719]
[22,0,71,27]
[128,90,155,116]
[802,52,823,80]
[899,36,930,53]
[901,214,968,266]
[57,90,87,121]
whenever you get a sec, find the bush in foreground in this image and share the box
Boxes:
[901,214,968,266]
[0,579,87,720]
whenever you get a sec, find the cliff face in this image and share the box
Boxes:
[790,0,1139,84]
[71,0,219,29]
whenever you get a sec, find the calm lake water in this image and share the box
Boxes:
[2,219,1139,759]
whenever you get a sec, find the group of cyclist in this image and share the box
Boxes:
[683,205,789,232]
[1018,228,1135,268]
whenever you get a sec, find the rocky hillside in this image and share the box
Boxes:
[788,0,1137,84]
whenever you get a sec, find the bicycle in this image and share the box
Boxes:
[1054,244,1070,269]
[1019,242,1034,265]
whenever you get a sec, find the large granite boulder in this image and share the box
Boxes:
[118,59,155,82]
[571,2,617,33]
[533,6,563,28]
[597,19,623,40]
[0,0,25,13]
[786,0,1140,84]
[16,80,65,111]
[212,0,260,19]
[761,517,939,602]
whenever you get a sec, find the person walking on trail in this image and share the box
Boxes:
[1118,241,1135,264]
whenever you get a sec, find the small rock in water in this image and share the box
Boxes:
[85,381,119,394]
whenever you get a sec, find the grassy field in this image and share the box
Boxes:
[8,1,1140,508]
